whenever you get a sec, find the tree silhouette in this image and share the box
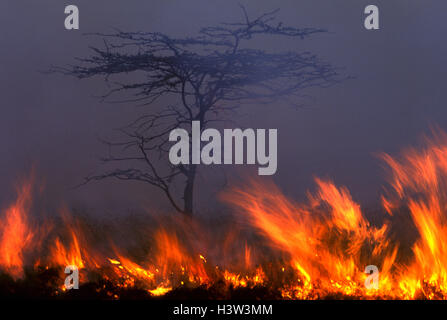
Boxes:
[59,7,343,216]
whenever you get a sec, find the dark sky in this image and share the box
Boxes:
[1,0,446,216]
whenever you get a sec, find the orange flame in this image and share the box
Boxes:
[380,129,447,298]
[224,177,397,298]
[1,129,447,299]
[0,179,34,279]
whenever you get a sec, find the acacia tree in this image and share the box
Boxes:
[60,8,342,217]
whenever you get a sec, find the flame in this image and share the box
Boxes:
[0,179,34,279]
[380,129,447,299]
[154,229,209,285]
[224,177,397,298]
[149,286,172,296]
[1,128,447,299]
[50,231,85,269]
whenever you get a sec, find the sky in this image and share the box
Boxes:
[1,0,446,216]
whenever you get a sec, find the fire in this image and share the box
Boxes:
[50,231,85,269]
[154,229,210,285]
[1,128,447,299]
[0,178,35,279]
[149,286,172,296]
[224,178,397,298]
[380,129,447,299]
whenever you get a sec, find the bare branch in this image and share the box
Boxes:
[56,7,346,216]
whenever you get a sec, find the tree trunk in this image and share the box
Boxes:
[183,164,197,217]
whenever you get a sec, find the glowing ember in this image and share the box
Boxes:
[149,286,173,296]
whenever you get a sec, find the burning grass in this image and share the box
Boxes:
[1,129,447,299]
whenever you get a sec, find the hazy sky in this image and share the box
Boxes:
[1,0,446,216]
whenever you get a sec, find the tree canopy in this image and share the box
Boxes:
[58,7,343,216]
